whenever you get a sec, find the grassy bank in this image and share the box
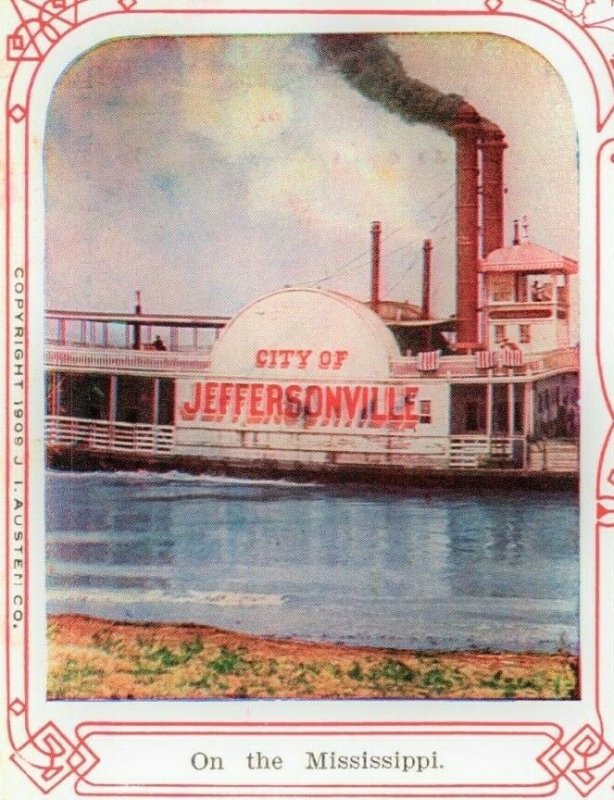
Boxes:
[47,614,578,700]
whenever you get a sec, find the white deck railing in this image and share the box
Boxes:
[46,344,577,381]
[46,417,175,454]
[525,348,579,374]
[46,346,211,375]
[390,347,578,379]
[391,355,477,378]
[449,436,517,468]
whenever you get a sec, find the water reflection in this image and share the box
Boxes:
[46,473,579,652]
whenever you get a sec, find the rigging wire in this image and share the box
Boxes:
[386,250,421,295]
[306,182,455,287]
[304,246,373,287]
[304,218,415,287]
[385,195,454,295]
[385,220,451,295]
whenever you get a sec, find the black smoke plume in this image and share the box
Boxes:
[314,34,465,133]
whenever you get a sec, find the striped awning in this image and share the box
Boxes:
[417,350,440,371]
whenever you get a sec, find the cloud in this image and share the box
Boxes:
[230,48,457,235]
[179,37,306,160]
[44,34,577,319]
[175,36,456,244]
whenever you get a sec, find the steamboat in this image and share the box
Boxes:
[45,106,579,486]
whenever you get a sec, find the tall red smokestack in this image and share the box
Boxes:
[371,220,381,313]
[480,122,507,258]
[453,103,481,344]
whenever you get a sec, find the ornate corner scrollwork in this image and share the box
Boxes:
[7,0,79,62]
[561,0,614,31]
[539,724,614,796]
[10,720,98,793]
[540,0,614,30]
[536,0,614,70]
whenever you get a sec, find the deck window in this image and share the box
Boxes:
[494,401,507,434]
[158,379,175,425]
[419,399,432,424]
[451,385,486,434]
[53,372,110,420]
[465,401,480,432]
[116,376,155,424]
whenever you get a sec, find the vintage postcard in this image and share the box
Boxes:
[1,0,614,797]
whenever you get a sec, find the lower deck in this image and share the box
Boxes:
[44,353,579,474]
[45,411,578,476]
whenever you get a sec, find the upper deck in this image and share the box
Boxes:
[45,309,579,382]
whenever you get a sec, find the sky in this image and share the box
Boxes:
[44,33,578,319]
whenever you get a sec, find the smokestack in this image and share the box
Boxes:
[313,34,506,346]
[453,103,481,345]
[371,220,381,313]
[480,122,507,257]
[422,238,432,320]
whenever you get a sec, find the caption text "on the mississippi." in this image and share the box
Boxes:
[191,749,444,773]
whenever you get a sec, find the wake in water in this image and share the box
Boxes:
[46,468,321,489]
[47,588,286,606]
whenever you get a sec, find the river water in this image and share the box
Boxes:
[46,471,579,653]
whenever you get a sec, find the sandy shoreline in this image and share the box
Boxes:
[47,614,578,700]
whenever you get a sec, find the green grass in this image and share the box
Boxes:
[48,658,104,699]
[208,646,248,675]
[47,618,578,700]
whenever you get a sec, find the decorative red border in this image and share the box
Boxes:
[4,1,614,797]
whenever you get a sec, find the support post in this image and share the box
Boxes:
[507,376,515,438]
[153,378,160,427]
[523,380,534,468]
[486,378,493,446]
[553,271,559,347]
[527,380,535,437]
[109,376,118,422]
[50,372,59,416]
[109,375,118,450]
